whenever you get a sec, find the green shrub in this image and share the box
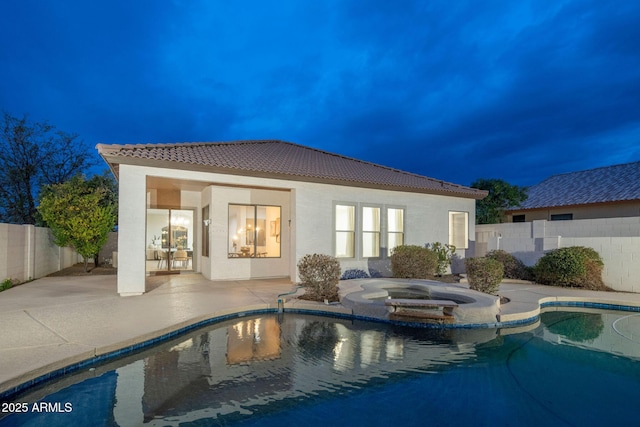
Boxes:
[486,250,532,280]
[534,246,605,290]
[1,278,14,292]
[465,257,504,295]
[581,256,606,290]
[390,245,438,279]
[426,242,456,276]
[297,254,341,302]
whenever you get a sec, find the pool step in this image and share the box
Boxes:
[385,299,458,324]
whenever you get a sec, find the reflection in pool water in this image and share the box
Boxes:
[2,310,640,426]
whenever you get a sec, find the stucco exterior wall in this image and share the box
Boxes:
[116,164,478,294]
[292,181,476,278]
[117,165,148,295]
[476,217,640,292]
[205,185,291,280]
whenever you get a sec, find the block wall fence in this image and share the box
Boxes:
[0,223,118,283]
[476,217,640,293]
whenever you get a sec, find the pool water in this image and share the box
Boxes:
[2,310,640,426]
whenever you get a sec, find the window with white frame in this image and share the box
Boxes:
[449,211,468,249]
[362,206,380,258]
[335,204,355,258]
[387,207,404,254]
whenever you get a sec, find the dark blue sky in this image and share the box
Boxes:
[1,1,639,187]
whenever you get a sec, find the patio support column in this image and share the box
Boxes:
[117,165,147,296]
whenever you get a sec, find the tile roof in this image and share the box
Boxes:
[512,161,640,210]
[97,140,486,199]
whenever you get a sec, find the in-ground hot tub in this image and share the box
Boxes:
[341,278,501,325]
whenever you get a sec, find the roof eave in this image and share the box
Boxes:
[101,155,487,199]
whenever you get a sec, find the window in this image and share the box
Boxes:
[335,203,405,258]
[228,204,281,258]
[335,204,355,258]
[449,211,468,249]
[550,213,573,221]
[387,208,404,254]
[362,206,380,257]
[512,214,525,223]
[202,205,210,257]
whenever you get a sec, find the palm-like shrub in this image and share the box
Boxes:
[426,242,456,276]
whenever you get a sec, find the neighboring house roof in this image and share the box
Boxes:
[511,161,640,211]
[97,140,486,199]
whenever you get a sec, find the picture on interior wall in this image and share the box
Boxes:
[270,218,281,237]
[246,220,254,245]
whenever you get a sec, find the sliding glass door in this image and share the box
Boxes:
[146,209,194,273]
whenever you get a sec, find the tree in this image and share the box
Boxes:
[86,171,118,222]
[0,112,95,224]
[471,178,528,224]
[38,175,117,272]
[86,171,118,266]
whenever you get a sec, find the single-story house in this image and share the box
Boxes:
[97,140,487,296]
[506,161,640,223]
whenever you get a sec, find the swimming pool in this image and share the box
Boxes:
[2,310,640,426]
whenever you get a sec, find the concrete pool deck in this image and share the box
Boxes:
[2,274,640,398]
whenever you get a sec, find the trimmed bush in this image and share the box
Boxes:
[534,246,605,290]
[298,254,341,302]
[340,269,370,280]
[486,250,532,280]
[390,245,438,279]
[465,257,504,295]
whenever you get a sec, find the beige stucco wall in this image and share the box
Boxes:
[116,164,478,294]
